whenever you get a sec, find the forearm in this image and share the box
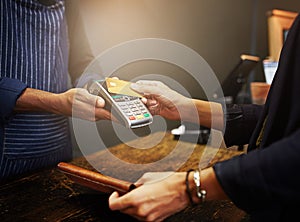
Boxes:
[214,128,300,212]
[14,88,65,115]
[182,99,224,131]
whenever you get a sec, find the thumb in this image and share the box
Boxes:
[95,97,105,108]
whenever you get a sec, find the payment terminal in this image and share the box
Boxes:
[87,79,153,128]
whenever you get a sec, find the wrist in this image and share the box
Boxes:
[197,168,228,202]
[190,99,224,130]
[48,93,65,115]
[179,98,197,122]
[186,169,205,205]
[185,167,228,206]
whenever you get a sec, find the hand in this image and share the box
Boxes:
[130,80,193,121]
[109,172,190,222]
[57,88,113,121]
[15,87,113,122]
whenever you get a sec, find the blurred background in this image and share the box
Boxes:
[70,0,300,156]
[79,0,300,89]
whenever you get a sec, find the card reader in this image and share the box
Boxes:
[87,79,153,128]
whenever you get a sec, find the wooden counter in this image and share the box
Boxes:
[0,131,249,222]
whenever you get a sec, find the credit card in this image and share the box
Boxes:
[105,77,143,98]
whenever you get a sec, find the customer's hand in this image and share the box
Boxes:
[109,172,190,222]
[130,80,194,121]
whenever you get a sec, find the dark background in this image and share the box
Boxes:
[71,1,300,156]
[81,0,300,90]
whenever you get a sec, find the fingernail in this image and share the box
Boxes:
[141,97,147,103]
[149,100,157,105]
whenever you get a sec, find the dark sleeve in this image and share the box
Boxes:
[223,104,263,146]
[213,128,300,212]
[0,77,27,123]
[65,0,95,86]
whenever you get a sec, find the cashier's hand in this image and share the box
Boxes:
[109,172,190,222]
[130,80,193,121]
[15,87,114,121]
[57,88,113,121]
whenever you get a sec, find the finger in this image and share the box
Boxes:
[130,82,161,95]
[135,80,161,86]
[141,97,147,104]
[94,108,113,121]
[140,95,158,107]
[95,97,105,108]
[135,178,146,186]
[146,98,158,106]
[108,192,122,210]
[110,114,119,122]
[109,191,133,211]
[148,104,160,116]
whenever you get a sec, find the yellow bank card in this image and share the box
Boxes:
[105,77,143,98]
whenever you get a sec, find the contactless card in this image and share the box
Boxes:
[105,78,143,98]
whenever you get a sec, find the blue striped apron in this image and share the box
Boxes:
[0,0,72,179]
